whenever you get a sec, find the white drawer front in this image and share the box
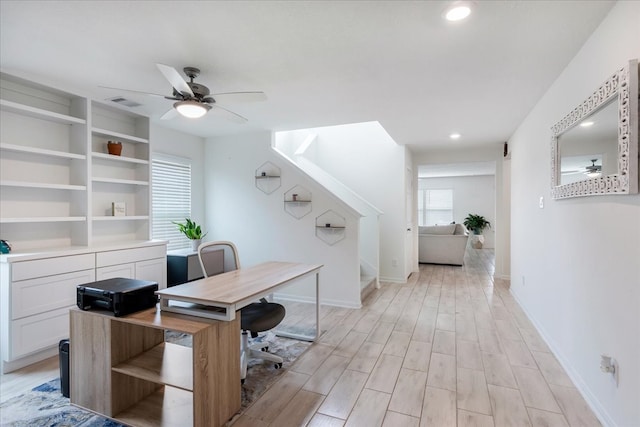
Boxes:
[96,245,166,267]
[11,269,95,320]
[11,254,95,282]
[10,306,71,360]
[136,257,167,289]
[96,263,135,280]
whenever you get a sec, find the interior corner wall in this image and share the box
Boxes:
[508,2,640,426]
[151,124,206,227]
[419,175,496,249]
[203,131,361,308]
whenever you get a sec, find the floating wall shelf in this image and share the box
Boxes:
[315,210,346,245]
[283,185,312,219]
[255,161,281,194]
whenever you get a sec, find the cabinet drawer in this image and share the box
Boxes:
[10,306,71,360]
[11,269,95,320]
[96,263,135,281]
[96,245,166,268]
[11,254,95,282]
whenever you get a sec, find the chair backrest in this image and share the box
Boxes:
[197,241,241,278]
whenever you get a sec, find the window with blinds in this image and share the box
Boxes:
[151,155,192,251]
[418,189,453,226]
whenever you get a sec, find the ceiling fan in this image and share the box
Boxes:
[101,64,266,122]
[562,158,602,177]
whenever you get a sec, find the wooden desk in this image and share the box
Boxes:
[70,261,322,426]
[70,307,240,427]
[157,261,323,341]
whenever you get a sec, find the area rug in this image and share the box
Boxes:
[0,332,310,427]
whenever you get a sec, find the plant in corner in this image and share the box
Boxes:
[173,218,207,250]
[463,214,491,235]
[463,214,491,249]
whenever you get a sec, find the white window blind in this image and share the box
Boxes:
[419,189,453,226]
[152,155,192,251]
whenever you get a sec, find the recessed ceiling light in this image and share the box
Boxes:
[450,133,461,140]
[444,2,472,22]
[580,121,595,127]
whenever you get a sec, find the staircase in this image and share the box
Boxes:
[273,131,382,304]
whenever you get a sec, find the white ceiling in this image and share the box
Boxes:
[0,1,614,153]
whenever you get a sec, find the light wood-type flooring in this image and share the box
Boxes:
[0,248,602,426]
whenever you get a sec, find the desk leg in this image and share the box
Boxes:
[275,271,321,342]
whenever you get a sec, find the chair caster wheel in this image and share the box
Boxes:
[241,378,245,384]
[261,346,269,352]
[275,362,283,369]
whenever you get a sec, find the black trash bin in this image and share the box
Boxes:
[59,339,70,398]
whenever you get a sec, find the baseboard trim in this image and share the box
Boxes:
[510,288,616,427]
[2,346,58,374]
[379,276,406,284]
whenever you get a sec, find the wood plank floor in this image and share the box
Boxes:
[0,248,602,427]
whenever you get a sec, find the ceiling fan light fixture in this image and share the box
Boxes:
[174,100,211,118]
[586,171,602,178]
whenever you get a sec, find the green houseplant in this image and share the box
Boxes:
[463,214,491,234]
[173,218,207,250]
[463,214,491,249]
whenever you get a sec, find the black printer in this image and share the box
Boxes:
[77,277,158,317]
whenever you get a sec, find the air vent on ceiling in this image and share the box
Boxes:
[106,96,142,108]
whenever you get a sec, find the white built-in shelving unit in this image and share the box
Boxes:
[0,73,152,251]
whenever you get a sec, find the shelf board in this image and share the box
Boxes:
[93,215,149,221]
[0,180,86,191]
[0,216,86,224]
[316,226,346,229]
[284,200,311,203]
[0,99,86,125]
[92,152,149,165]
[114,385,193,427]
[92,127,149,144]
[92,177,149,186]
[255,175,281,179]
[0,143,86,160]
[112,342,193,392]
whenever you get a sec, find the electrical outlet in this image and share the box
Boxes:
[392,259,398,267]
[539,196,544,209]
[522,276,526,286]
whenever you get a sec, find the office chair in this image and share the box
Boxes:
[197,241,286,382]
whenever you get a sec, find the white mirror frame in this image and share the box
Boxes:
[551,59,638,199]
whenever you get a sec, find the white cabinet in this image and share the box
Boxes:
[135,258,167,289]
[96,263,136,281]
[0,72,151,253]
[1,241,166,373]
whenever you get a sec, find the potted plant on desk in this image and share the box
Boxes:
[173,218,207,251]
[463,214,491,249]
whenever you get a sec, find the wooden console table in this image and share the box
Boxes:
[70,307,240,427]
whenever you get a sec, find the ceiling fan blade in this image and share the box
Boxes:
[156,63,194,97]
[210,91,267,104]
[99,85,167,98]
[160,108,178,120]
[210,104,248,123]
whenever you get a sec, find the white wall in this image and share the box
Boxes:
[413,145,509,278]
[204,131,361,308]
[509,3,640,426]
[419,175,496,249]
[151,124,206,227]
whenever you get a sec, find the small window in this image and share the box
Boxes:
[418,189,453,226]
[151,154,192,251]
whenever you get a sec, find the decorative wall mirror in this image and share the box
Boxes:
[551,59,638,199]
